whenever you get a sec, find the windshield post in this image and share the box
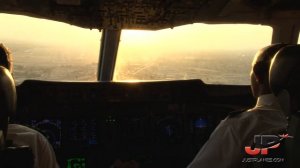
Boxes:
[97,29,121,81]
[272,24,299,44]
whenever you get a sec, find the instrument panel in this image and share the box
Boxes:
[14,104,229,168]
[14,80,253,168]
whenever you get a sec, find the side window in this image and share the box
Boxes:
[114,24,273,85]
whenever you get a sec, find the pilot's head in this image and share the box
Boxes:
[0,44,13,73]
[250,44,287,98]
[270,45,300,114]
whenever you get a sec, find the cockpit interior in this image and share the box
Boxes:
[0,0,300,167]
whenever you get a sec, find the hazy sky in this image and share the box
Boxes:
[0,13,272,47]
[0,13,273,63]
[0,13,102,63]
[0,14,101,45]
[121,24,272,51]
[117,22,273,65]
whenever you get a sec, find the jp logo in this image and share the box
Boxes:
[244,134,293,156]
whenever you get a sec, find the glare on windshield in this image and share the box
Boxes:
[115,24,272,85]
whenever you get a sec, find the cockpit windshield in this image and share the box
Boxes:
[0,14,101,85]
[115,24,273,85]
[0,13,273,85]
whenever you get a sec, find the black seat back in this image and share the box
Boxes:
[286,114,300,168]
[0,66,16,140]
[270,45,300,168]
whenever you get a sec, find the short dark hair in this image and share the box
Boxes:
[253,44,287,83]
[0,44,13,72]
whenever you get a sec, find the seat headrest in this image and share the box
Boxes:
[0,66,16,137]
[270,45,300,112]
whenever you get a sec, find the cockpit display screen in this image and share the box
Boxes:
[67,157,86,168]
[64,119,98,145]
[29,119,62,149]
[194,117,208,128]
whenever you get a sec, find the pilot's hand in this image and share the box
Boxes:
[112,159,139,168]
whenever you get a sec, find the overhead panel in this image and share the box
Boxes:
[56,0,81,6]
[0,0,300,30]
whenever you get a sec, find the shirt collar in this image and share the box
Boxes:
[254,93,282,111]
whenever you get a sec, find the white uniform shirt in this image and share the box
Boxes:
[6,124,59,168]
[187,94,287,168]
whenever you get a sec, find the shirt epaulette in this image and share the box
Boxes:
[228,108,248,118]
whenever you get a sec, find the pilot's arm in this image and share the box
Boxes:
[187,119,243,168]
[37,132,60,168]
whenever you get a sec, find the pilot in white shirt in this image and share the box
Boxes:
[187,44,288,168]
[0,44,59,168]
[7,124,60,168]
[187,94,287,168]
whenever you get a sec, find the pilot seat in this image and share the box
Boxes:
[0,66,34,168]
[270,45,300,168]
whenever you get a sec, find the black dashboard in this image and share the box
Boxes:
[13,80,254,168]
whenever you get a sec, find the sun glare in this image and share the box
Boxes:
[115,23,272,84]
[0,13,273,84]
[121,24,272,52]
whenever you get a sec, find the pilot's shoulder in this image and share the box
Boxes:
[214,108,249,130]
[7,124,44,138]
[227,108,249,118]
